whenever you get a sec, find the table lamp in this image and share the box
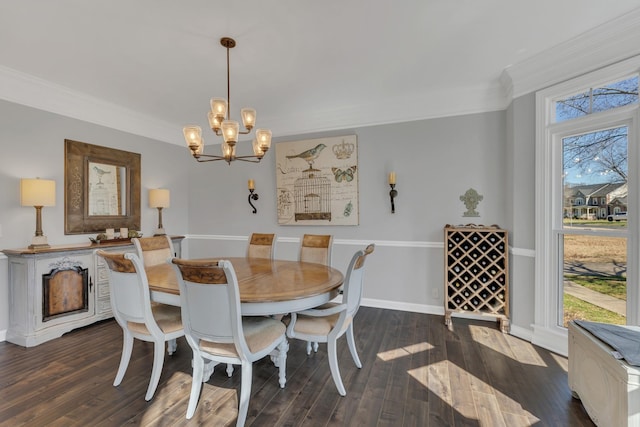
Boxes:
[21,178,56,249]
[149,188,170,236]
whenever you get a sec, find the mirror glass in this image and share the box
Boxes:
[88,162,127,216]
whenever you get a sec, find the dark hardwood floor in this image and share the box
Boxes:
[0,307,594,426]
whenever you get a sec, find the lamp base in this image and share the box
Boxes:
[29,235,50,249]
[153,228,166,236]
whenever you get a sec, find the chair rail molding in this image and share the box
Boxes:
[184,234,443,249]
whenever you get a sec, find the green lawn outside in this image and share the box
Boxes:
[563,294,626,326]
[565,274,627,300]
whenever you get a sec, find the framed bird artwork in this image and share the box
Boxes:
[275,135,359,225]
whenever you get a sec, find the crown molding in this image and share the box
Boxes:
[7,5,639,144]
[266,82,510,138]
[0,61,508,144]
[0,65,180,144]
[502,8,640,99]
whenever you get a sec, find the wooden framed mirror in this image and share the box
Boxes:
[64,139,141,234]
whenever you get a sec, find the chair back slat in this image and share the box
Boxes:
[132,236,175,267]
[247,233,276,259]
[172,259,246,350]
[300,234,333,265]
[97,250,152,325]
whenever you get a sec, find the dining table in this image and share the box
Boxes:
[145,257,345,316]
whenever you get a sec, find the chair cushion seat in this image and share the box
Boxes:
[128,303,183,335]
[292,303,351,336]
[200,317,285,357]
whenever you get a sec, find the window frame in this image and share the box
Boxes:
[534,56,640,355]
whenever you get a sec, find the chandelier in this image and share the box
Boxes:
[183,37,272,164]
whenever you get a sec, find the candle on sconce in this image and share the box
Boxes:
[389,172,396,185]
[248,179,255,190]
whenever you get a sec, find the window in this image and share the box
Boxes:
[555,76,638,122]
[535,57,640,355]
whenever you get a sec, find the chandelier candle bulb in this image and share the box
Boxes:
[248,179,255,190]
[389,172,396,185]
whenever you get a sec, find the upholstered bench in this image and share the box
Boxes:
[568,321,640,427]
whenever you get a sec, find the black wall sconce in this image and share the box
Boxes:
[388,172,397,213]
[248,179,259,214]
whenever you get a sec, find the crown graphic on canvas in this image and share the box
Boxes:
[332,140,355,159]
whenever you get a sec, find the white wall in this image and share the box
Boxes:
[185,111,509,314]
[0,100,191,335]
[0,100,520,340]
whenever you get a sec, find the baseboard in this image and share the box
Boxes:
[532,325,568,357]
[361,297,444,315]
[509,324,534,342]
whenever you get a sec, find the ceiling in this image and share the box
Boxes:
[1,1,640,146]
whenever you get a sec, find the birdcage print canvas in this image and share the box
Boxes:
[294,169,331,221]
[276,135,359,225]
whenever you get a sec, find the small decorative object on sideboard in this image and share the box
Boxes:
[89,230,142,244]
[444,223,509,332]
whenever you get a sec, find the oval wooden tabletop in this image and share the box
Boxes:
[146,257,344,303]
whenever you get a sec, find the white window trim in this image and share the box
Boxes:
[534,56,640,356]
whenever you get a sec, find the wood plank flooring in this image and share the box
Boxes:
[0,307,595,426]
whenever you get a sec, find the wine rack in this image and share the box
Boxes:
[444,224,509,332]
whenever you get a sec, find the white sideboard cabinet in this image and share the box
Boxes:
[3,236,183,347]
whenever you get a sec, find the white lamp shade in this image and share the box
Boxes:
[149,189,170,208]
[20,178,56,207]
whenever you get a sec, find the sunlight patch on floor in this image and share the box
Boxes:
[377,342,434,361]
[409,360,538,422]
[468,325,548,367]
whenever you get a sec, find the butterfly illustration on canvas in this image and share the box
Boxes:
[332,166,357,183]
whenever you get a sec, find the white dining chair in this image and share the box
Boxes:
[298,234,333,353]
[96,250,184,401]
[286,244,374,396]
[132,235,182,356]
[171,257,288,425]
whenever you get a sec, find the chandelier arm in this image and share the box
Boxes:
[234,156,263,163]
[193,155,228,163]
